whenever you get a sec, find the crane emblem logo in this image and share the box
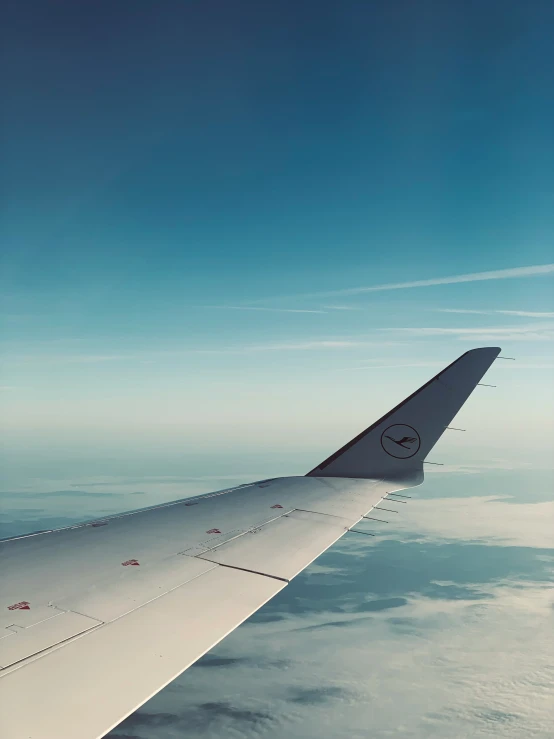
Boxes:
[380,424,421,459]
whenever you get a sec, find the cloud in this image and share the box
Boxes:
[337,362,442,371]
[4,489,124,499]
[202,306,329,314]
[500,310,554,318]
[252,263,554,302]
[438,309,554,318]
[2,353,142,365]
[380,323,554,341]
[337,359,554,371]
[241,340,367,351]
[196,655,290,670]
[338,356,554,371]
[384,495,554,549]
[3,339,401,365]
[114,701,277,735]
[322,305,362,311]
[202,304,369,314]
[382,324,554,335]
[70,475,258,487]
[287,686,351,705]
[110,535,553,739]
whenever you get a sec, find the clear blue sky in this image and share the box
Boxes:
[1,0,553,486]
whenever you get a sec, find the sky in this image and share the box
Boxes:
[1,2,553,736]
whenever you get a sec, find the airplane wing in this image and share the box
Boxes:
[0,347,500,739]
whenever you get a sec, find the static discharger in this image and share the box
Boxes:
[477,383,496,387]
[348,529,375,537]
[363,516,389,523]
[386,496,407,503]
[445,426,466,431]
[374,506,399,513]
[424,461,444,465]
[497,356,515,360]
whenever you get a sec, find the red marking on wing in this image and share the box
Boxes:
[206,528,221,534]
[8,601,30,611]
[121,559,140,566]
[271,504,283,509]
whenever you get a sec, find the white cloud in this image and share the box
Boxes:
[336,362,442,372]
[322,305,362,311]
[4,339,407,366]
[438,309,554,318]
[203,306,329,314]
[380,323,554,341]
[253,263,554,302]
[239,340,367,352]
[392,495,554,549]
[500,310,554,318]
[382,324,554,335]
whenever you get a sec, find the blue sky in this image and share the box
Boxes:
[2,0,554,485]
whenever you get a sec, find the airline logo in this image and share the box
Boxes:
[381,424,421,459]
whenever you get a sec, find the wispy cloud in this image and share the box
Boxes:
[500,310,554,318]
[381,323,554,341]
[438,309,554,318]
[202,305,367,314]
[345,361,554,371]
[336,362,442,372]
[383,325,553,334]
[202,306,328,314]
[3,339,396,365]
[254,263,554,302]
[322,305,362,311]
[239,340,371,352]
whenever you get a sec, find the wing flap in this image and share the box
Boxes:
[198,509,351,581]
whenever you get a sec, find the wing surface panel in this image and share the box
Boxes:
[55,556,216,623]
[0,476,385,625]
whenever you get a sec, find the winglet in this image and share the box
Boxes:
[306,347,501,482]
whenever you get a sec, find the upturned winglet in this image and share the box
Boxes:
[306,347,501,483]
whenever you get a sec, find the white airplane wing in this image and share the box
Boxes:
[0,347,500,738]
